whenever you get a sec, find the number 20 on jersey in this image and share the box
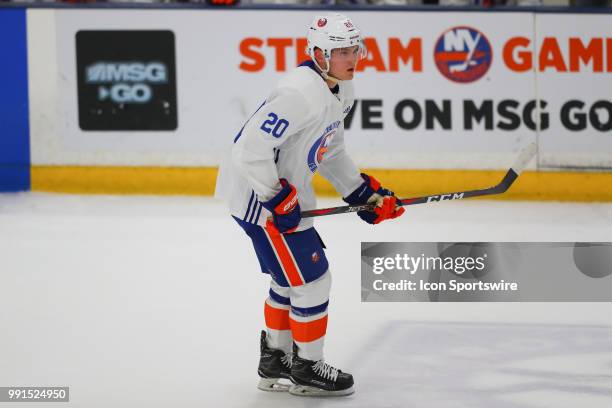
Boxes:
[260,112,289,138]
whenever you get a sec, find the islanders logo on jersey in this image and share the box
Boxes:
[434,27,492,84]
[307,121,341,173]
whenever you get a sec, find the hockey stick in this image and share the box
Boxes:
[301,143,537,219]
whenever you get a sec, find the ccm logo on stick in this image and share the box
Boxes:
[427,193,465,202]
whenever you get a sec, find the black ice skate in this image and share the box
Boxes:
[289,344,354,397]
[257,330,293,392]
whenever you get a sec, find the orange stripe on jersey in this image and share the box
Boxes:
[264,302,290,331]
[290,315,328,343]
[265,223,305,286]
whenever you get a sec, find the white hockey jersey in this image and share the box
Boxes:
[215,61,363,231]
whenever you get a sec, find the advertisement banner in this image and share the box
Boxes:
[535,13,612,169]
[27,9,610,171]
[76,30,177,131]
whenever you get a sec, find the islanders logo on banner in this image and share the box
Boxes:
[434,27,492,84]
[307,121,340,173]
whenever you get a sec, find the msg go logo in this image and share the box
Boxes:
[76,30,177,131]
[85,62,168,104]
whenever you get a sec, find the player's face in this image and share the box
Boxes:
[329,46,361,81]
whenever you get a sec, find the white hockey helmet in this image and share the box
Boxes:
[306,14,366,73]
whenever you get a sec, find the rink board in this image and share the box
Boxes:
[29,166,612,202]
[1,6,611,198]
[0,8,30,191]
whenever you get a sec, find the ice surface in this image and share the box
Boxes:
[1,193,611,407]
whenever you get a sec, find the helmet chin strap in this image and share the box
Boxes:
[321,71,340,86]
[313,57,340,85]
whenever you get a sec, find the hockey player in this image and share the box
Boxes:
[215,14,404,397]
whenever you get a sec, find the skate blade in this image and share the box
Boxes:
[289,384,354,397]
[257,377,292,392]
